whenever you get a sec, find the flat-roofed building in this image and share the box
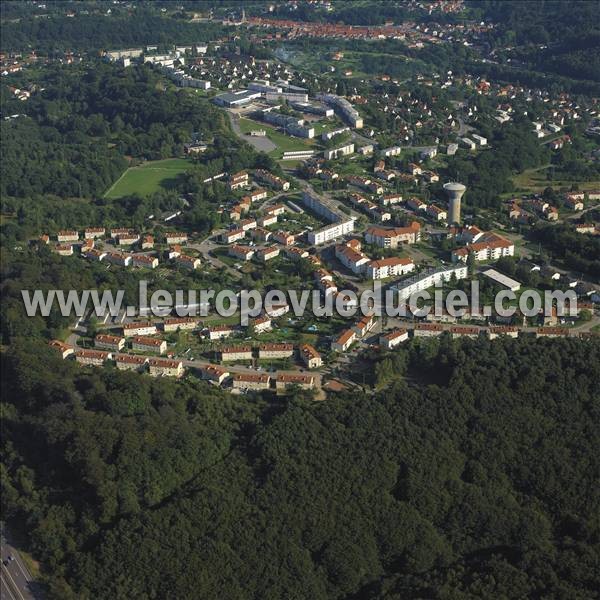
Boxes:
[392,266,468,301]
[481,269,521,291]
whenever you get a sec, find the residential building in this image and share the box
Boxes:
[275,373,315,391]
[165,232,188,245]
[364,222,421,247]
[331,329,356,352]
[335,243,370,274]
[207,325,235,341]
[427,205,447,221]
[228,170,249,190]
[122,322,157,336]
[175,255,201,270]
[272,231,296,246]
[131,336,167,354]
[147,358,184,377]
[324,143,355,160]
[413,323,444,337]
[132,254,158,269]
[258,343,294,359]
[451,232,515,263]
[232,373,271,391]
[55,244,73,256]
[299,344,322,369]
[257,212,278,227]
[366,257,415,280]
[254,170,289,190]
[488,326,519,339]
[222,228,246,244]
[95,334,125,351]
[450,326,480,339]
[75,349,111,366]
[105,252,132,267]
[199,365,229,385]
[115,354,148,371]
[256,246,280,262]
[309,220,355,246]
[219,345,253,362]
[391,266,469,301]
[353,315,376,338]
[380,328,409,350]
[84,227,105,239]
[49,340,74,359]
[252,316,272,334]
[57,230,79,242]
[162,317,199,332]
[229,245,255,261]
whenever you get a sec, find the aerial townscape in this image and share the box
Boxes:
[1,2,599,599]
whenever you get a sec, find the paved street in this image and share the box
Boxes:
[1,527,40,600]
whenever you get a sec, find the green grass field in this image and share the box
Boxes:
[511,164,600,194]
[238,117,316,158]
[104,158,193,199]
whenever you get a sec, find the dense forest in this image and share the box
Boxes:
[0,63,236,198]
[0,9,226,54]
[2,334,599,599]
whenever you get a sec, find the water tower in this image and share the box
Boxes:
[443,182,466,225]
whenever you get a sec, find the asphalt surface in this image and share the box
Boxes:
[1,528,39,600]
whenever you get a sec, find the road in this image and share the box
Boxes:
[1,527,40,600]
[187,235,242,280]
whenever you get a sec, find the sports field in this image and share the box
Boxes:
[104,158,193,199]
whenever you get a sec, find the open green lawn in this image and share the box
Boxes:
[511,164,600,194]
[104,158,193,199]
[238,117,317,158]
